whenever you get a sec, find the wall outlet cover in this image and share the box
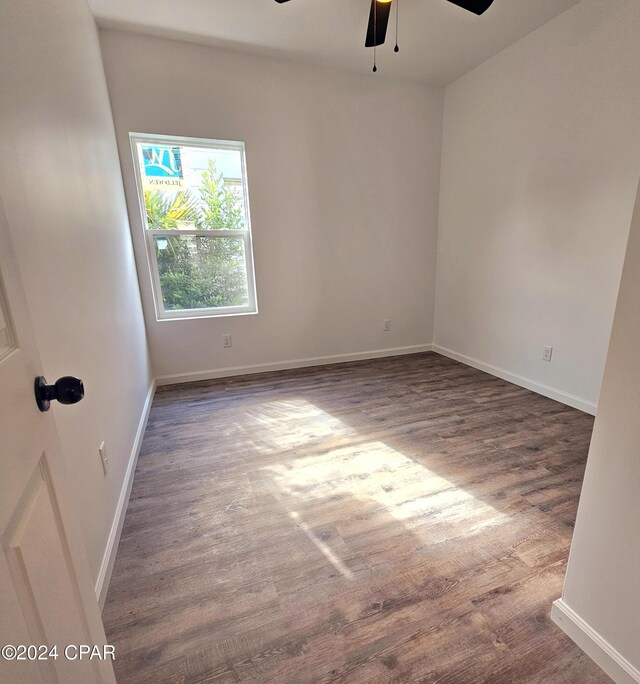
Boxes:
[99,441,109,475]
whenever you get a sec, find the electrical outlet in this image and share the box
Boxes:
[543,346,553,362]
[223,333,232,348]
[99,441,109,475]
[383,319,391,332]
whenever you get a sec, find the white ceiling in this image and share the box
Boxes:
[89,0,581,85]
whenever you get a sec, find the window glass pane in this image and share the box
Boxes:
[136,143,246,230]
[153,235,249,311]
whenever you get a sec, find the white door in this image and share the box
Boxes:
[0,201,115,683]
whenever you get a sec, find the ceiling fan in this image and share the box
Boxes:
[274,0,495,56]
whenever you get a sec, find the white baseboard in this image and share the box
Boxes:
[552,599,640,684]
[95,380,156,608]
[431,345,597,415]
[155,344,434,386]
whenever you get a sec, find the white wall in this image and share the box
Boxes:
[99,29,443,382]
[552,179,640,682]
[434,0,640,413]
[0,0,152,591]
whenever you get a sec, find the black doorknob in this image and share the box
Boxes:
[34,376,85,412]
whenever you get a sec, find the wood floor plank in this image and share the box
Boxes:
[103,352,611,683]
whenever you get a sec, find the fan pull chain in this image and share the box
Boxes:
[394,0,399,52]
[373,0,378,72]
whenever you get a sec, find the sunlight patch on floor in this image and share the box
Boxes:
[288,510,354,579]
[252,400,509,551]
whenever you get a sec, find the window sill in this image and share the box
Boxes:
[155,309,259,323]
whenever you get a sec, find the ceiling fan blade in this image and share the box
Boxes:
[274,0,291,3]
[445,0,495,15]
[365,0,392,48]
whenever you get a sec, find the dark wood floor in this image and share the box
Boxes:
[103,352,610,683]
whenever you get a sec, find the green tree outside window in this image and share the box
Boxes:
[145,160,249,311]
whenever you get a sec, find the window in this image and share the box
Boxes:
[130,133,257,320]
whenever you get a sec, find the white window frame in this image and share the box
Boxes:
[129,132,258,321]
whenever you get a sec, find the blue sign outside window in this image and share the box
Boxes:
[141,146,183,179]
